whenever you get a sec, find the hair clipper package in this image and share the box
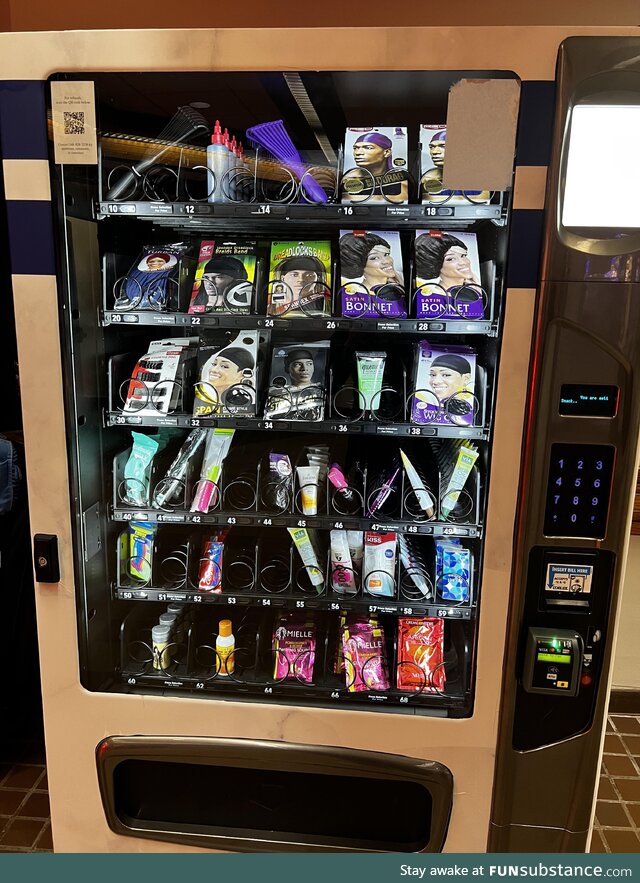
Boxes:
[193,331,260,417]
[419,125,490,205]
[396,616,445,693]
[116,243,190,311]
[339,230,407,319]
[414,230,483,320]
[267,241,331,317]
[342,127,408,205]
[264,340,329,422]
[188,240,257,315]
[411,341,477,427]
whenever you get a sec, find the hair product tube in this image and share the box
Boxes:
[355,351,387,415]
[399,449,435,518]
[441,444,479,518]
[191,428,235,513]
[330,529,357,595]
[296,465,320,515]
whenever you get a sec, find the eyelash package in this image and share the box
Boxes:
[193,331,261,418]
[187,240,257,315]
[338,229,407,319]
[413,229,484,320]
[411,341,477,426]
[267,240,332,318]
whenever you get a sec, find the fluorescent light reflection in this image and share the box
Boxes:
[562,104,640,229]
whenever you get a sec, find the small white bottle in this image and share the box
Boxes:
[216,619,235,676]
[207,120,227,204]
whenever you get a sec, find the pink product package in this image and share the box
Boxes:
[342,620,390,693]
[272,615,317,684]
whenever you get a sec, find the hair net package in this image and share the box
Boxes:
[193,331,261,417]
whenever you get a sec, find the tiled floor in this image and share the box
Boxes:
[591,714,640,853]
[0,717,639,854]
[0,743,51,853]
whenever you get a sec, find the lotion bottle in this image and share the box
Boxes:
[216,619,235,676]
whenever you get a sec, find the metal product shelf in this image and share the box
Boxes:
[111,506,482,538]
[113,586,474,620]
[104,411,490,440]
[101,309,498,336]
[97,200,504,225]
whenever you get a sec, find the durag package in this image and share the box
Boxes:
[396,616,446,693]
[115,243,189,311]
[414,230,484,320]
[123,338,197,416]
[339,230,407,318]
[411,342,477,427]
[267,241,332,317]
[342,618,390,693]
[187,240,257,314]
[419,124,490,205]
[272,613,317,684]
[193,331,261,417]
[341,127,408,204]
[264,340,329,422]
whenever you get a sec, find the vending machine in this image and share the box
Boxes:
[0,26,639,854]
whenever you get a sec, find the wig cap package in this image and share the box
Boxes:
[116,243,190,311]
[272,613,317,684]
[264,340,329,422]
[396,616,445,693]
[342,127,408,205]
[414,230,484,320]
[267,241,331,317]
[411,341,477,427]
[339,229,407,318]
[193,331,261,418]
[188,240,257,315]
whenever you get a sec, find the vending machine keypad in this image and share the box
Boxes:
[543,444,615,538]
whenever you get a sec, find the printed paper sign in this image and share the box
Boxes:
[51,81,97,165]
[545,563,593,596]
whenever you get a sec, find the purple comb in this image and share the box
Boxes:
[246,120,328,204]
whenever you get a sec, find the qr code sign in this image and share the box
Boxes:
[63,111,85,135]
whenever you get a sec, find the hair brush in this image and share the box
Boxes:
[246,119,328,204]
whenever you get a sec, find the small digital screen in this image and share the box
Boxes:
[559,384,619,418]
[537,653,571,664]
[544,443,615,538]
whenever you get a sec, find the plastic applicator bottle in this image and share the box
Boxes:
[228,135,238,203]
[207,120,227,204]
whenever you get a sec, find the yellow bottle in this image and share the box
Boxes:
[216,619,235,676]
